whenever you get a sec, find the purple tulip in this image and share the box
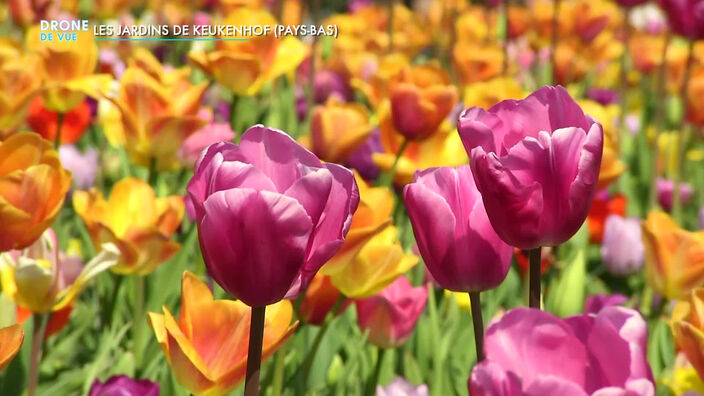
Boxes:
[403,166,513,292]
[89,375,159,396]
[458,86,604,249]
[314,69,352,104]
[618,0,650,6]
[187,125,359,307]
[658,0,704,40]
[345,128,383,181]
[355,276,428,348]
[601,215,644,276]
[656,178,693,211]
[179,122,236,167]
[59,145,98,191]
[469,307,654,396]
[586,88,619,106]
[584,293,628,314]
[699,206,704,229]
[377,378,429,396]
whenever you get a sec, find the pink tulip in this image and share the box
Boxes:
[618,0,649,7]
[403,166,513,292]
[458,86,603,249]
[179,122,236,167]
[469,307,654,396]
[355,276,428,348]
[187,125,359,307]
[658,0,704,40]
[583,293,628,315]
[656,178,693,212]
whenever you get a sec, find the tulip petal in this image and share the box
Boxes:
[199,188,313,306]
[469,360,523,396]
[0,324,24,371]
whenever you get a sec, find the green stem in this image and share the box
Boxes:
[133,275,145,372]
[469,291,484,362]
[366,348,386,395]
[27,313,48,396]
[147,157,158,188]
[529,247,542,309]
[378,138,409,188]
[54,112,65,149]
[427,287,444,396]
[672,40,696,223]
[271,341,288,396]
[300,295,344,388]
[244,306,266,396]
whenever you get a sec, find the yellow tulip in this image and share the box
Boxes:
[25,26,111,113]
[0,324,23,371]
[672,289,704,382]
[73,177,184,275]
[452,42,504,85]
[0,133,72,252]
[373,102,467,185]
[102,48,207,170]
[349,53,410,110]
[321,173,393,277]
[310,98,374,163]
[148,271,297,396]
[327,226,417,299]
[578,100,626,190]
[0,229,119,313]
[663,366,704,396]
[643,212,704,300]
[190,8,306,96]
[0,42,41,139]
[463,77,524,110]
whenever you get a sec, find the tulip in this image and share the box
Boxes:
[700,206,704,230]
[27,96,91,145]
[298,274,343,326]
[643,211,704,300]
[0,324,24,371]
[463,77,525,111]
[452,42,504,86]
[657,178,694,212]
[73,177,184,275]
[618,0,649,6]
[687,71,704,125]
[583,293,628,314]
[0,132,72,252]
[586,88,619,106]
[658,0,704,41]
[0,44,42,139]
[577,100,625,190]
[148,271,297,396]
[469,307,654,395]
[601,215,644,276]
[663,365,704,395]
[58,145,99,191]
[189,8,306,96]
[672,288,704,381]
[179,122,236,167]
[89,375,159,396]
[310,98,374,164]
[313,69,353,104]
[377,377,429,396]
[328,226,417,298]
[570,0,619,44]
[17,304,73,339]
[25,26,111,113]
[587,192,627,243]
[0,229,120,313]
[355,276,428,348]
[404,165,514,292]
[320,172,393,280]
[458,85,604,250]
[389,64,458,141]
[187,125,359,307]
[346,129,384,181]
[101,48,208,170]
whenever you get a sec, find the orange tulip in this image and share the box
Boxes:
[27,96,91,144]
[73,177,184,275]
[0,42,42,139]
[672,288,704,380]
[389,64,458,141]
[190,8,306,96]
[630,33,666,75]
[643,212,704,300]
[687,70,704,126]
[0,324,23,371]
[148,271,297,396]
[310,98,374,163]
[0,132,72,252]
[453,42,504,85]
[102,48,207,170]
[299,274,343,326]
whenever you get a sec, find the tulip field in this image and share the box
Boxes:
[2,0,704,395]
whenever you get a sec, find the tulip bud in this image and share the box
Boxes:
[89,375,159,396]
[601,215,644,276]
[355,276,428,348]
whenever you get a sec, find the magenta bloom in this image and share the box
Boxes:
[658,0,704,40]
[618,0,649,6]
[377,378,429,396]
[179,122,236,166]
[89,375,159,396]
[656,178,693,212]
[404,166,513,292]
[187,125,359,307]
[469,307,654,396]
[458,86,603,249]
[355,276,428,348]
[584,293,628,315]
[601,215,644,276]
